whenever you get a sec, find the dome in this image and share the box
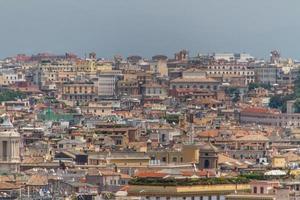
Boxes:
[200,142,218,153]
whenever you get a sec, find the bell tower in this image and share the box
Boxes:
[198,142,218,170]
[0,115,20,172]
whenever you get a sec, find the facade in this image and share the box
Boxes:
[127,184,250,200]
[117,80,140,97]
[0,69,25,86]
[239,107,300,128]
[34,61,76,89]
[0,115,20,172]
[61,81,97,104]
[81,100,120,116]
[142,83,168,99]
[198,143,218,169]
[254,65,278,84]
[170,77,221,92]
[206,64,255,85]
[97,70,122,97]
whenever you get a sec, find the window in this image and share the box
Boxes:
[253,186,257,194]
[260,187,264,194]
[2,141,7,161]
[204,160,210,168]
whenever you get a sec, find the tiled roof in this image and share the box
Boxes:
[241,107,279,114]
[197,130,219,138]
[236,134,269,141]
[170,77,219,83]
[0,182,20,190]
[134,171,168,178]
[27,175,48,186]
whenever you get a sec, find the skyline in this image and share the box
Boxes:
[1,0,300,59]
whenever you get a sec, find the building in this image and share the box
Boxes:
[117,80,140,97]
[0,68,25,86]
[61,81,97,105]
[127,177,250,200]
[0,115,20,172]
[142,83,168,99]
[254,65,278,84]
[206,64,255,85]
[170,77,221,93]
[97,70,122,97]
[198,143,218,169]
[239,107,300,128]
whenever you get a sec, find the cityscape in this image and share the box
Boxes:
[3,1,300,200]
[0,50,298,199]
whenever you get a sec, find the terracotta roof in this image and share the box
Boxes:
[282,152,300,162]
[236,134,269,141]
[120,173,132,179]
[22,156,44,164]
[181,170,216,177]
[100,170,120,176]
[241,107,279,114]
[0,182,21,190]
[197,130,219,138]
[170,77,219,83]
[134,171,168,178]
[218,154,247,168]
[27,175,48,186]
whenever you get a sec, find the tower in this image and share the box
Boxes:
[198,142,218,170]
[0,115,20,172]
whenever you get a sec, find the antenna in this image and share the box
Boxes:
[189,120,194,144]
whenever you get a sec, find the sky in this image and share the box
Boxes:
[0,0,300,59]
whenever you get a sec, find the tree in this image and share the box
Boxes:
[249,82,271,91]
[269,95,283,109]
[225,87,240,103]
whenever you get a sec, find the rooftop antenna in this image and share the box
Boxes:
[188,112,194,144]
[189,122,194,144]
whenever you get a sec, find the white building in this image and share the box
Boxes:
[213,53,254,63]
[97,70,122,97]
[0,68,25,85]
[206,64,255,85]
[0,115,20,172]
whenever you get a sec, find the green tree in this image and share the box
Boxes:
[269,95,283,109]
[249,82,271,91]
[225,87,240,103]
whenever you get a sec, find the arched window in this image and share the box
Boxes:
[260,187,264,194]
[253,186,257,194]
[204,160,210,168]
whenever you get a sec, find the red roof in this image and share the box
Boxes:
[241,107,279,114]
[134,171,168,178]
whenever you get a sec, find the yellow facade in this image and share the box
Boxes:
[271,156,286,169]
[182,144,200,163]
[128,184,250,196]
[149,144,199,164]
[108,158,150,167]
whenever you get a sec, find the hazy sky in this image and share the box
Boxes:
[0,0,300,59]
